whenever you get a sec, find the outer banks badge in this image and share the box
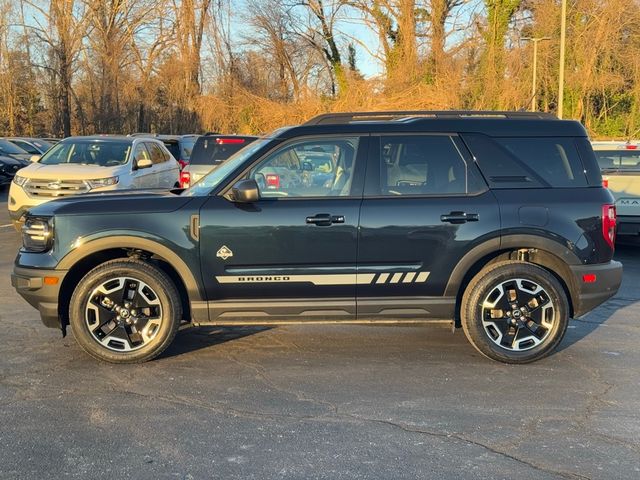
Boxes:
[216,245,233,260]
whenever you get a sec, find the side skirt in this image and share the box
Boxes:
[191,297,456,326]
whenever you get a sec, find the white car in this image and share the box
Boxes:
[592,140,640,243]
[8,136,179,229]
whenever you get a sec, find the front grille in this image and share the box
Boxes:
[24,179,90,197]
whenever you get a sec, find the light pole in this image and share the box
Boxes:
[558,0,567,118]
[523,37,551,111]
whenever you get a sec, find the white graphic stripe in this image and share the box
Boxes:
[215,271,431,286]
[416,272,430,283]
[403,272,417,283]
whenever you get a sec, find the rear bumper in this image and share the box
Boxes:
[617,215,640,237]
[570,261,623,318]
[11,266,67,328]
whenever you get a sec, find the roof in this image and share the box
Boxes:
[277,110,587,138]
[60,135,164,143]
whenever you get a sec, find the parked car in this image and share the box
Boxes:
[8,135,179,229]
[180,134,258,188]
[0,139,32,162]
[11,110,622,364]
[592,140,640,244]
[0,156,29,188]
[5,137,54,155]
[129,134,199,170]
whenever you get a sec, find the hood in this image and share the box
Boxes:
[17,162,121,180]
[27,189,194,217]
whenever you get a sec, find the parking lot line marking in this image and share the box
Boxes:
[0,224,12,228]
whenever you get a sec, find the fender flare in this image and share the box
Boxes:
[444,234,582,298]
[57,235,203,302]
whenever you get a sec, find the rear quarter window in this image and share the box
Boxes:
[463,134,589,188]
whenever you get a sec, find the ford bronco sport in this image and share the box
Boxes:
[11,111,623,364]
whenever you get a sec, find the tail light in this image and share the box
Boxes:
[602,177,609,188]
[178,159,188,170]
[265,174,280,189]
[180,171,191,188]
[216,138,245,145]
[602,204,617,249]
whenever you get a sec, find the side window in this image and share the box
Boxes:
[250,137,359,198]
[133,144,151,163]
[378,135,468,196]
[495,137,588,187]
[146,143,166,164]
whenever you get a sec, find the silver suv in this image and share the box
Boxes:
[592,140,640,243]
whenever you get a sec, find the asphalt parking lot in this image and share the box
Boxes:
[0,188,638,480]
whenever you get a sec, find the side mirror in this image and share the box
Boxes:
[136,158,153,169]
[231,179,260,203]
[30,155,41,162]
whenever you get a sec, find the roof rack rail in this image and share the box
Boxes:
[304,110,557,125]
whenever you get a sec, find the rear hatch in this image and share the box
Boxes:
[184,135,258,186]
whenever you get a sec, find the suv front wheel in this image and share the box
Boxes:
[69,258,182,363]
[461,260,569,364]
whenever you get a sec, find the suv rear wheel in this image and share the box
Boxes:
[461,260,569,364]
[69,259,181,363]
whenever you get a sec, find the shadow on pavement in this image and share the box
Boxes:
[160,325,271,359]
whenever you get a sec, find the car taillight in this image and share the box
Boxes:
[265,174,280,189]
[178,159,188,170]
[216,138,245,145]
[180,171,191,188]
[602,204,617,249]
[602,177,609,188]
[625,144,638,150]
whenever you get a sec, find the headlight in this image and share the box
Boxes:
[13,175,28,186]
[22,217,53,253]
[87,176,118,189]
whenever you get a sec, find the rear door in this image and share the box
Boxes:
[145,142,169,187]
[357,134,500,320]
[198,135,367,322]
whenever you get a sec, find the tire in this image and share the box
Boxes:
[461,260,569,364]
[69,258,182,363]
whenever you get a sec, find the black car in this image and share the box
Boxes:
[11,111,622,365]
[0,156,27,187]
[4,137,54,156]
[0,139,31,162]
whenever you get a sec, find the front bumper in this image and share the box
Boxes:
[11,266,68,328]
[570,260,623,318]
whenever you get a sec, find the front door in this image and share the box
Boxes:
[357,134,500,320]
[199,135,368,322]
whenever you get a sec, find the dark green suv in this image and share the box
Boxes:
[12,111,623,364]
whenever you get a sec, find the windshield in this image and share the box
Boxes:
[0,139,28,155]
[39,140,132,166]
[182,139,271,196]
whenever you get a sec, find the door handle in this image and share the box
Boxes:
[440,211,479,224]
[306,214,345,226]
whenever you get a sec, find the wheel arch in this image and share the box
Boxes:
[446,235,581,324]
[57,236,203,327]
